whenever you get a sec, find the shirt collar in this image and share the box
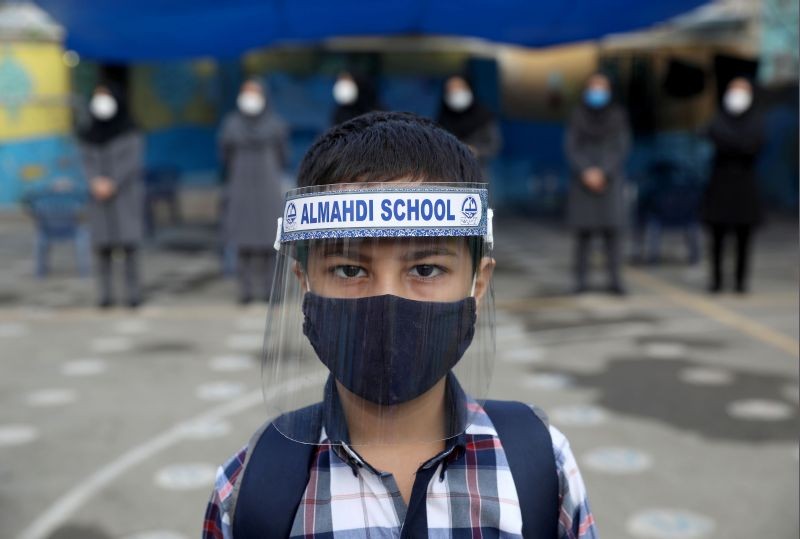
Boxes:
[320,373,470,474]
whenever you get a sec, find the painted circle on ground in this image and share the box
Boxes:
[627,508,715,538]
[521,373,573,391]
[583,447,653,474]
[0,323,28,338]
[644,342,687,359]
[180,420,232,440]
[154,463,217,491]
[195,382,246,401]
[500,346,544,364]
[678,367,734,386]
[550,404,608,427]
[114,319,150,335]
[727,399,795,421]
[26,388,77,407]
[91,336,133,353]
[209,355,256,372]
[122,531,188,539]
[61,359,107,377]
[226,333,263,352]
[0,424,39,447]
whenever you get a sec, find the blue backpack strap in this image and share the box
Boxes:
[483,399,559,539]
[232,403,322,538]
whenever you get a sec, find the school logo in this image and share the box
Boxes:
[460,196,479,225]
[285,202,297,225]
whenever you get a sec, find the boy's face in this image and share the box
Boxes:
[302,237,493,303]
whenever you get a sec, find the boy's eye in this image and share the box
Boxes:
[334,265,366,278]
[410,265,443,278]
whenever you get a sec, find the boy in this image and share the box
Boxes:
[204,112,597,538]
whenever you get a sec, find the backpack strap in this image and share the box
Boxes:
[483,400,559,539]
[232,400,557,538]
[232,403,322,539]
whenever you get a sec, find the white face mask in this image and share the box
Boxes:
[446,89,473,112]
[724,89,752,115]
[237,92,265,116]
[333,79,358,105]
[90,94,117,121]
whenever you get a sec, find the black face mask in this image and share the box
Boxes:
[302,293,477,405]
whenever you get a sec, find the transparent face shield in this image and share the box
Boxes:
[262,182,495,446]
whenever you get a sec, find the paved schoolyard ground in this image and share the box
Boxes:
[1,210,797,539]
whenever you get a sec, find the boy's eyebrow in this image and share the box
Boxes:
[402,246,458,261]
[314,240,458,261]
[319,242,372,262]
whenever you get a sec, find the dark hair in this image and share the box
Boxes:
[295,112,486,272]
[297,111,483,187]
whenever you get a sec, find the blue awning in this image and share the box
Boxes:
[35,0,708,61]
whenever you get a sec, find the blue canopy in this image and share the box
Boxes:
[36,0,706,60]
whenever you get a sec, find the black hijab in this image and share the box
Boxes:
[79,82,136,145]
[225,84,285,146]
[332,73,382,126]
[436,78,494,141]
[709,81,764,154]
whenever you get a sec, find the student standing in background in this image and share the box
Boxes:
[219,80,289,304]
[79,82,145,309]
[437,75,502,175]
[331,71,382,126]
[565,73,631,295]
[701,77,764,294]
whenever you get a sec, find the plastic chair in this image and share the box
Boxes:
[23,189,91,278]
[640,160,702,265]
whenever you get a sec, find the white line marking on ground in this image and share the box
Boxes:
[628,268,799,358]
[15,374,322,539]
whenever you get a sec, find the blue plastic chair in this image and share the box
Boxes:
[24,189,91,278]
[640,160,703,265]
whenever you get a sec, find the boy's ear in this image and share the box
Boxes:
[473,256,495,307]
[292,261,307,290]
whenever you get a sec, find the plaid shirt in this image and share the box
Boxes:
[203,399,597,538]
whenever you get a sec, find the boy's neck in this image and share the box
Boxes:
[337,378,449,446]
